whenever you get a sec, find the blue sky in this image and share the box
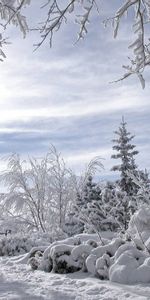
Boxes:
[0,0,149,180]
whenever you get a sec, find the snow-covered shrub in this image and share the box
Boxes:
[109,245,150,284]
[71,244,94,271]
[27,231,150,285]
[86,254,97,275]
[85,239,98,248]
[0,235,35,256]
[32,235,99,273]
[33,234,124,277]
[28,250,43,270]
[91,238,124,258]
[128,206,150,238]
[50,244,80,274]
[86,237,124,278]
[96,253,111,279]
[0,232,50,257]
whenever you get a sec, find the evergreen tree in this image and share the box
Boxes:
[83,181,106,232]
[111,117,139,197]
[63,211,84,236]
[78,176,102,232]
[113,189,131,231]
[83,175,99,208]
[101,182,119,231]
[102,183,132,231]
[64,192,85,236]
[68,176,106,234]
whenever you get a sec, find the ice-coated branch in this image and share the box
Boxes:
[112,0,150,88]
[0,0,150,87]
[34,0,97,49]
[0,0,30,61]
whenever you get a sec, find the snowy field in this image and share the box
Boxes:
[0,256,150,300]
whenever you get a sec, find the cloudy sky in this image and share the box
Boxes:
[0,0,149,180]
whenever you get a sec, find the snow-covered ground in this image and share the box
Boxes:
[0,256,150,299]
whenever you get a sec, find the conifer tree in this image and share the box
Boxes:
[111,117,139,197]
[83,175,100,208]
[80,176,107,232]
[64,192,85,236]
[63,211,84,236]
[67,176,106,234]
[84,182,105,232]
[101,182,119,231]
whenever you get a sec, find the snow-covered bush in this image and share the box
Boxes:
[86,237,124,278]
[128,206,150,238]
[29,234,123,276]
[109,245,150,284]
[27,231,150,285]
[0,235,35,256]
[50,244,81,274]
[0,232,50,257]
[29,235,99,273]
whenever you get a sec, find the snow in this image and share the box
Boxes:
[86,254,97,275]
[92,237,123,257]
[0,255,149,299]
[71,244,93,261]
[128,206,150,237]
[109,247,150,284]
[0,231,150,298]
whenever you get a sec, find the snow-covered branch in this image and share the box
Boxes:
[112,0,150,88]
[0,0,30,60]
[0,1,150,87]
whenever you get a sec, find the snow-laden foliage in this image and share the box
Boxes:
[0,0,30,60]
[128,205,150,243]
[111,118,139,201]
[0,1,150,86]
[112,0,150,88]
[67,177,138,235]
[0,231,50,257]
[0,146,105,239]
[109,243,150,284]
[64,162,104,236]
[127,169,150,205]
[31,0,150,87]
[27,231,150,285]
[1,146,76,235]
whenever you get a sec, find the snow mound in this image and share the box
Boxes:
[109,246,150,284]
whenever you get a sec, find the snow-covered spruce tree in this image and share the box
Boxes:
[84,196,106,233]
[63,158,104,236]
[111,118,139,197]
[113,189,131,231]
[63,190,85,236]
[79,176,107,233]
[101,182,119,231]
[83,175,99,209]
[64,175,104,235]
[111,118,139,228]
[63,210,84,237]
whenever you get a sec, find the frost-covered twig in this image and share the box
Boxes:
[34,0,98,49]
[112,0,150,88]
[0,0,30,61]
